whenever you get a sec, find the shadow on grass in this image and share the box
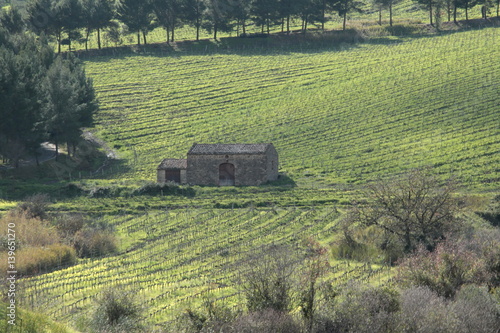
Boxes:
[75,29,364,61]
[75,17,499,61]
[0,140,132,201]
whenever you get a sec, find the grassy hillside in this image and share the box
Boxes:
[19,206,392,328]
[84,27,499,191]
[10,26,499,331]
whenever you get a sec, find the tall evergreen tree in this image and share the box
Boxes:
[332,0,364,30]
[455,0,479,19]
[296,0,325,33]
[58,0,85,51]
[81,0,115,49]
[27,0,84,53]
[277,0,300,33]
[373,0,402,26]
[152,0,183,42]
[251,0,279,34]
[182,0,205,40]
[0,29,51,166]
[0,6,25,34]
[202,0,235,40]
[116,0,155,45]
[1,28,98,165]
[413,0,439,25]
[232,0,252,35]
[42,55,98,159]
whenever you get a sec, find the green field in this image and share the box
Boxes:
[11,25,500,331]
[84,27,499,190]
[19,206,393,328]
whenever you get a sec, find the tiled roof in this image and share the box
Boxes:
[188,143,272,155]
[157,158,187,170]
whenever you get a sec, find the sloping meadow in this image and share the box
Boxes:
[15,27,500,330]
[85,27,499,190]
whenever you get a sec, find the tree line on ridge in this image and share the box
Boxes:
[2,0,498,53]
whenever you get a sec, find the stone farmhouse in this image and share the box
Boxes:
[157,143,279,186]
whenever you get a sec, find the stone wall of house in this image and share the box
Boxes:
[187,153,270,186]
[157,169,187,184]
[180,169,187,184]
[157,169,166,183]
[265,146,279,182]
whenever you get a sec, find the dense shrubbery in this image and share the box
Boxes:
[14,243,77,276]
[131,182,195,197]
[15,193,51,220]
[0,195,117,278]
[396,229,500,297]
[180,281,500,333]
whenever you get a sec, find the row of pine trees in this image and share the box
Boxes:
[0,25,98,166]
[5,0,499,52]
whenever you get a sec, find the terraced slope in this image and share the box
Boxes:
[85,27,499,189]
[19,207,394,327]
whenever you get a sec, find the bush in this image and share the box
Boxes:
[236,245,300,313]
[451,285,500,333]
[131,182,195,197]
[53,213,85,240]
[73,228,117,257]
[227,309,301,333]
[399,286,457,333]
[399,285,500,333]
[396,232,500,297]
[88,186,113,198]
[16,193,50,220]
[316,283,400,333]
[0,211,59,250]
[59,183,85,197]
[396,240,486,298]
[9,243,76,276]
[91,288,144,332]
[331,231,375,262]
[182,298,239,333]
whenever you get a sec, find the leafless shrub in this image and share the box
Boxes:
[398,286,459,333]
[91,288,145,333]
[315,282,400,333]
[235,244,301,312]
[451,285,500,333]
[226,309,302,333]
[53,213,86,241]
[73,228,117,257]
[0,211,59,250]
[396,234,500,298]
[16,193,50,220]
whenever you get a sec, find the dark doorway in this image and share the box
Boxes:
[165,170,181,183]
[219,163,235,186]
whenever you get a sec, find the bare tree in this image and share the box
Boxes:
[299,237,330,333]
[235,244,301,313]
[353,168,459,253]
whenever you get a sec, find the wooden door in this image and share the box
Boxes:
[219,163,235,186]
